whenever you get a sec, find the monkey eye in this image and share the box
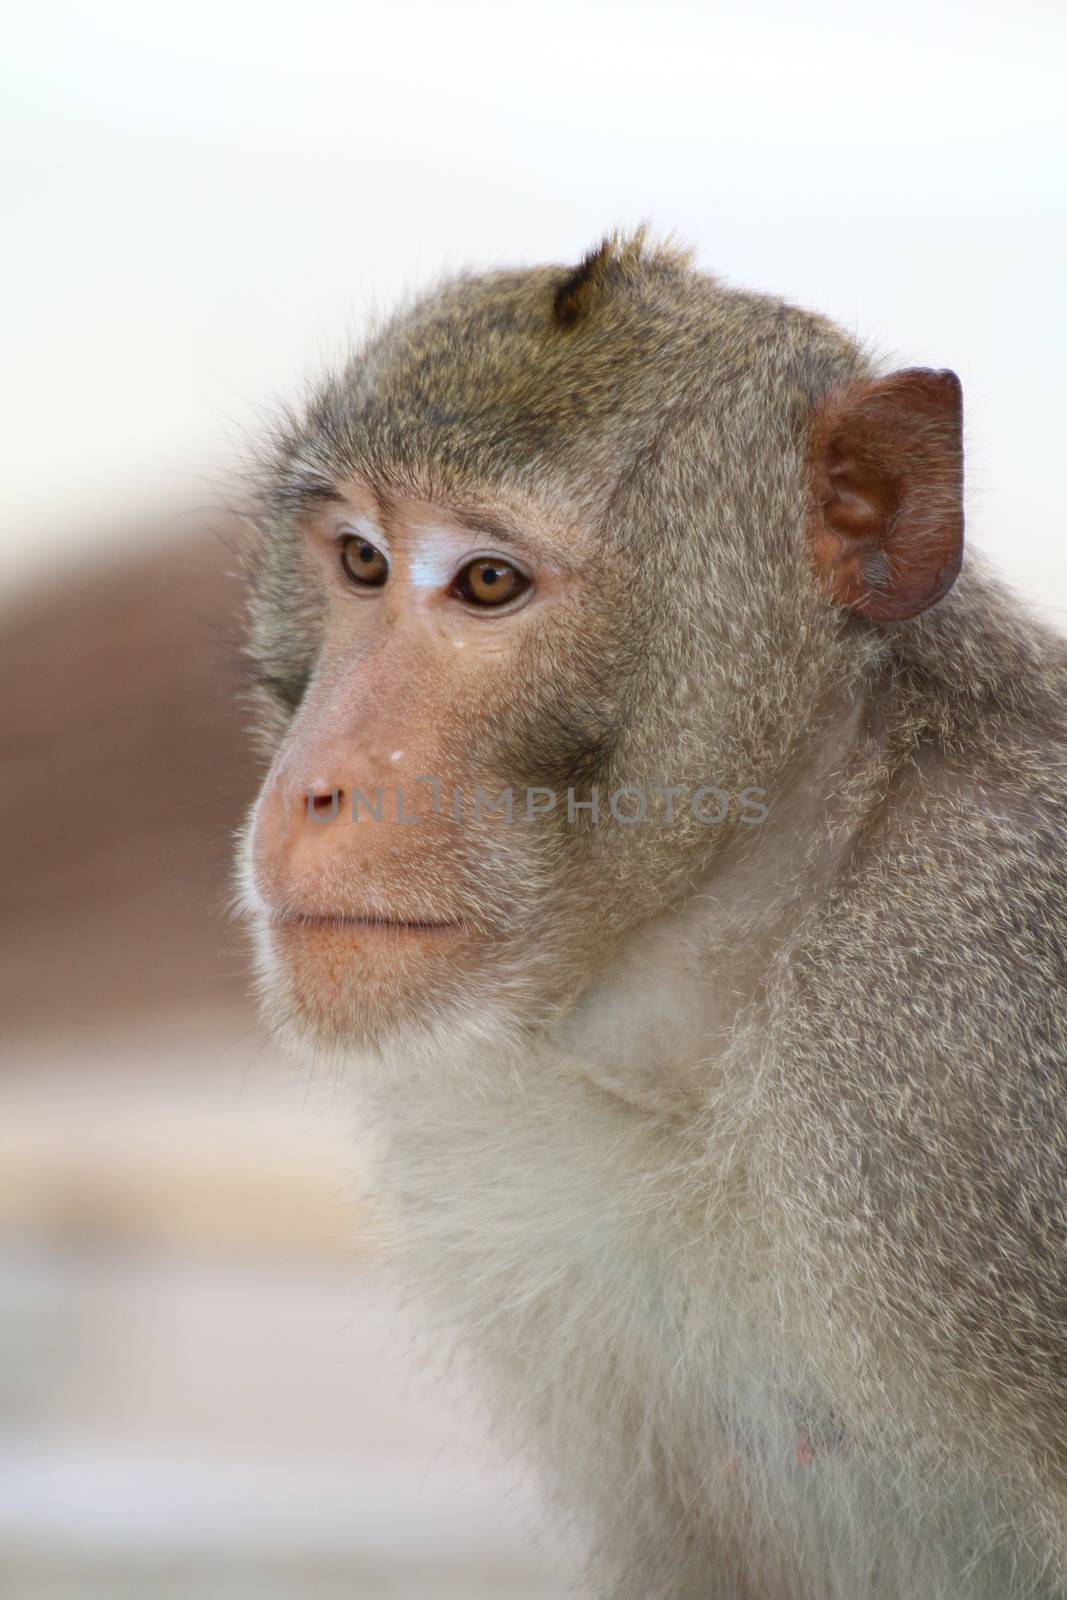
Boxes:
[340,535,388,588]
[450,557,530,609]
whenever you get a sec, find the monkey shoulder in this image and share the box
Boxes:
[774,742,1067,1446]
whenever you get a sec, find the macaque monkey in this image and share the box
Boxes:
[237,231,1067,1598]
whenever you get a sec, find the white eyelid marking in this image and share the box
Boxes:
[338,517,389,557]
[407,525,536,592]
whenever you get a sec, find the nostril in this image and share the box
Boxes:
[307,785,345,822]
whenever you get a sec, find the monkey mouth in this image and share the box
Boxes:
[269,910,465,935]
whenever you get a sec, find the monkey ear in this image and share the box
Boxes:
[808,368,963,621]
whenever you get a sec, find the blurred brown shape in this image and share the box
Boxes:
[0,525,262,1035]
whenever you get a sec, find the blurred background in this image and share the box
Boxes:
[1,1,1065,1594]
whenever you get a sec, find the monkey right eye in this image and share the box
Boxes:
[340,536,389,588]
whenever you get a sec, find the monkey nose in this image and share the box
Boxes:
[305,781,345,823]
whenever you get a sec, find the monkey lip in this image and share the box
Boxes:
[270,910,465,937]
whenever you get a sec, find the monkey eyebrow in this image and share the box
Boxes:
[289,473,351,505]
[438,503,575,569]
[277,474,347,514]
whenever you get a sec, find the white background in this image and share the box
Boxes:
[2,0,1065,616]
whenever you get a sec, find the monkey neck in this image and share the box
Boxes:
[559,681,887,1119]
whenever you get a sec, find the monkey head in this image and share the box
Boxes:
[238,231,963,1057]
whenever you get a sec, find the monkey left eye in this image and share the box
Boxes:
[451,558,531,609]
[340,535,389,588]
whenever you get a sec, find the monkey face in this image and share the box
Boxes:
[236,238,915,1059]
[240,478,642,1052]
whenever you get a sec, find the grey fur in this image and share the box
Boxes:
[239,231,1067,1598]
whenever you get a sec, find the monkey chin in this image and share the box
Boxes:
[251,914,504,1060]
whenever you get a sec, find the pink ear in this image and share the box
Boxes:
[808,368,964,622]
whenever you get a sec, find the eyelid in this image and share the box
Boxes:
[334,521,391,558]
[449,552,535,612]
[454,549,532,582]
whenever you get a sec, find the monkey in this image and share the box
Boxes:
[235,229,1067,1599]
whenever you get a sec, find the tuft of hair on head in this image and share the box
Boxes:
[552,225,692,330]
